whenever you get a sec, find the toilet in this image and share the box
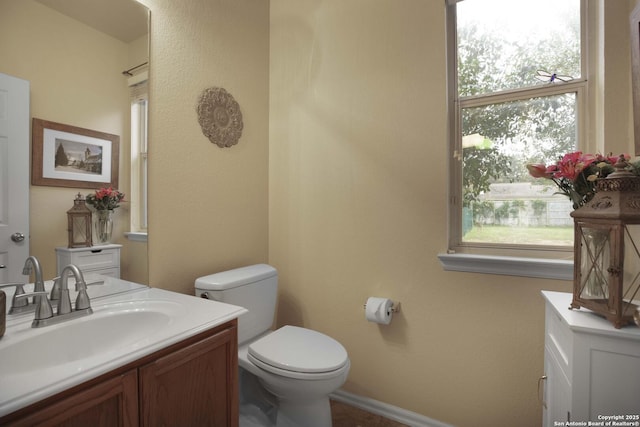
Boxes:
[195,264,350,427]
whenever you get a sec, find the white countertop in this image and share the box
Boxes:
[0,278,247,417]
[541,290,640,340]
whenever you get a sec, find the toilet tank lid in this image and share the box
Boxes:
[195,264,277,290]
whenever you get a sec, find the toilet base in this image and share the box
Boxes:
[276,396,332,427]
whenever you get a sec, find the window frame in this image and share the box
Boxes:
[444,0,589,272]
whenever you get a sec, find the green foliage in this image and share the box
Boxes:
[462,146,512,206]
[531,199,547,217]
[472,201,494,225]
[494,202,511,224]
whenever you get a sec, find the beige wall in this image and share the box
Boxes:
[0,0,148,284]
[3,0,636,425]
[144,0,270,294]
[4,0,627,425]
[268,1,635,426]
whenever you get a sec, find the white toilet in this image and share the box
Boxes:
[195,264,350,427]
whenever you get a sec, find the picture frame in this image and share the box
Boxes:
[631,2,640,156]
[32,118,119,189]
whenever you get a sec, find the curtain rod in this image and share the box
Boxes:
[122,62,148,76]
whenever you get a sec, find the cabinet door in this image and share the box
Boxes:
[543,347,571,427]
[5,370,138,427]
[139,326,239,427]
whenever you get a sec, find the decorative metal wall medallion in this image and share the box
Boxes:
[197,87,243,148]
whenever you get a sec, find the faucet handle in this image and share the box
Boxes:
[14,292,53,321]
[49,277,61,301]
[75,288,91,311]
[0,283,29,310]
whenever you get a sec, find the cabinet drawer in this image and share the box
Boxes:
[545,304,572,375]
[86,267,120,278]
[57,248,120,273]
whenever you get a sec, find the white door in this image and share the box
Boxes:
[0,72,30,283]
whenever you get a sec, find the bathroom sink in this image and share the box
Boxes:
[0,285,247,418]
[1,300,183,376]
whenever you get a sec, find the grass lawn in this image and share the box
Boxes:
[464,225,574,246]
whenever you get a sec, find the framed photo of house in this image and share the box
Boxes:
[31,118,119,189]
[631,2,640,155]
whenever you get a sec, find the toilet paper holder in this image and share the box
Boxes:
[363,300,401,313]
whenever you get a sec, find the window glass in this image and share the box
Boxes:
[457,0,581,96]
[451,0,584,250]
[461,93,577,246]
[131,97,148,232]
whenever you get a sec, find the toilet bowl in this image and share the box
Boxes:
[239,326,350,427]
[195,264,350,427]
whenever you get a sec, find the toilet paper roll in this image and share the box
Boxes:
[365,297,393,325]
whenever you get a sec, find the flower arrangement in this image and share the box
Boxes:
[527,152,639,209]
[86,187,125,211]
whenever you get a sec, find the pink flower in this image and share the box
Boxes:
[86,187,125,211]
[554,151,596,181]
[527,151,638,209]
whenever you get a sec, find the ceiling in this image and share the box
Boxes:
[35,0,148,43]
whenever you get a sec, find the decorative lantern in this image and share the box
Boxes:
[570,157,640,328]
[67,193,92,248]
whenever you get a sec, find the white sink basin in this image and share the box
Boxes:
[0,283,247,418]
[3,300,182,375]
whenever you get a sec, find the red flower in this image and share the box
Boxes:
[86,187,125,211]
[527,152,637,209]
[554,151,596,181]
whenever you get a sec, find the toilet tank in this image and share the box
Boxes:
[195,264,277,345]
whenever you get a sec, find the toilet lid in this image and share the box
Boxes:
[248,325,348,374]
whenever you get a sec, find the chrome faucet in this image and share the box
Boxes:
[12,264,93,328]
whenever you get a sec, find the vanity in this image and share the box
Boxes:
[0,277,247,426]
[55,244,122,279]
[541,291,640,425]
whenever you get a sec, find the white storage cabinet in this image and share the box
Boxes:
[541,291,640,426]
[55,244,121,279]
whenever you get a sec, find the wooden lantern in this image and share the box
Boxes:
[570,158,640,328]
[67,193,93,248]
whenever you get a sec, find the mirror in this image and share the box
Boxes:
[0,0,149,284]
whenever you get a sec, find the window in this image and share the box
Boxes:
[447,0,586,259]
[128,73,148,238]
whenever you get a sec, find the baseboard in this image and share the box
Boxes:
[330,389,452,427]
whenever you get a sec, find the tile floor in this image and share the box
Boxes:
[330,400,409,427]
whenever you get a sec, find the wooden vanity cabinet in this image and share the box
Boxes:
[3,370,138,427]
[0,320,239,427]
[139,323,239,426]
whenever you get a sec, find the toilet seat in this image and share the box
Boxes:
[248,325,349,380]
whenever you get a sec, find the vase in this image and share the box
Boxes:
[94,210,113,245]
[579,227,609,299]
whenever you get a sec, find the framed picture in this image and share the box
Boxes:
[631,2,640,156]
[32,118,119,189]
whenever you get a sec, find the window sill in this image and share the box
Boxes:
[124,231,148,242]
[437,253,573,281]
